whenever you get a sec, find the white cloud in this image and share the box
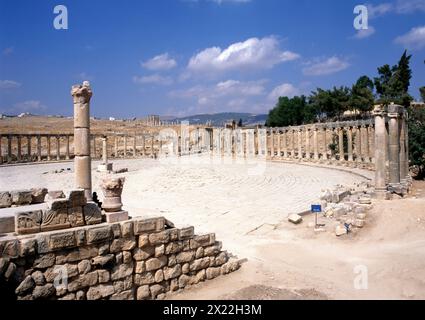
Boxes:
[0,80,21,89]
[395,25,425,49]
[354,26,376,39]
[367,3,394,18]
[396,0,425,13]
[14,100,46,112]
[367,1,425,18]
[133,74,174,85]
[268,83,300,101]
[141,53,177,71]
[302,56,350,76]
[187,36,299,74]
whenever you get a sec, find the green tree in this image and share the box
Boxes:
[374,50,413,107]
[408,106,425,179]
[309,86,350,120]
[420,86,425,102]
[266,95,311,127]
[350,75,375,114]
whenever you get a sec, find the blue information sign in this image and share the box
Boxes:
[311,204,322,213]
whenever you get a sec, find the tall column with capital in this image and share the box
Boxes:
[123,135,127,157]
[47,135,51,161]
[277,130,281,158]
[330,128,336,161]
[347,126,353,162]
[368,125,375,163]
[270,129,274,157]
[282,130,288,158]
[133,135,137,157]
[373,105,388,197]
[0,135,2,163]
[322,127,328,160]
[56,135,61,160]
[388,104,401,187]
[72,81,93,201]
[65,135,70,160]
[297,129,302,159]
[361,125,369,163]
[313,127,319,161]
[27,136,32,161]
[399,110,407,185]
[37,135,42,161]
[17,135,22,162]
[338,127,344,162]
[290,129,295,158]
[305,127,310,160]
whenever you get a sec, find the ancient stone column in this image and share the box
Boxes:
[277,130,281,158]
[282,130,288,158]
[98,136,113,172]
[297,129,302,159]
[347,126,353,162]
[338,127,344,162]
[313,127,319,161]
[114,136,118,158]
[133,136,137,157]
[123,136,127,157]
[27,136,31,161]
[7,135,12,163]
[305,127,310,159]
[404,111,410,183]
[270,129,274,157]
[17,135,22,162]
[361,125,369,163]
[100,177,128,223]
[330,128,336,161]
[399,110,407,185]
[0,135,2,164]
[72,81,93,201]
[151,135,154,156]
[373,105,388,197]
[388,104,401,187]
[47,135,51,161]
[354,126,362,163]
[65,135,70,160]
[368,125,375,163]
[56,135,61,160]
[141,135,146,156]
[291,129,296,158]
[37,135,42,161]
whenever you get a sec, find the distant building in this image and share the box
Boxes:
[144,115,161,126]
[109,117,116,121]
[411,101,425,109]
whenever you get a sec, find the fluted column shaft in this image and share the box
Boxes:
[338,128,344,161]
[347,127,353,162]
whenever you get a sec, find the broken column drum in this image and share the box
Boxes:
[71,81,93,201]
[100,177,128,223]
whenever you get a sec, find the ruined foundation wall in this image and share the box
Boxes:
[0,216,240,300]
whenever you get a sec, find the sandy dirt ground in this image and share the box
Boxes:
[1,156,424,300]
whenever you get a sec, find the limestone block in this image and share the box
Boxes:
[150,284,165,299]
[145,256,167,271]
[83,202,103,225]
[67,271,98,292]
[204,242,222,257]
[30,188,48,204]
[46,190,65,201]
[86,284,115,300]
[41,208,70,232]
[15,210,42,234]
[66,190,87,207]
[176,250,195,264]
[68,206,85,227]
[206,267,221,280]
[335,225,348,236]
[78,259,92,274]
[11,190,32,206]
[110,238,136,253]
[48,231,77,251]
[15,275,35,295]
[178,274,191,288]
[113,275,133,292]
[55,246,98,264]
[0,215,14,234]
[189,257,210,272]
[288,214,303,224]
[19,238,36,256]
[0,191,12,208]
[138,234,149,248]
[133,246,155,261]
[111,262,133,281]
[178,226,194,240]
[110,289,134,300]
[120,220,133,238]
[135,261,145,273]
[136,285,150,300]
[133,217,165,235]
[32,284,55,299]
[86,225,112,244]
[155,245,165,257]
[154,269,164,283]
[0,239,20,258]
[149,230,170,245]
[212,251,228,267]
[134,272,155,286]
[354,219,365,228]
[163,264,182,280]
[190,234,215,249]
[105,210,128,223]
[91,254,114,267]
[220,260,241,275]
[73,102,90,128]
[165,241,183,255]
[31,271,46,286]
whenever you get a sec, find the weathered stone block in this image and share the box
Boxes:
[47,190,65,201]
[55,246,98,264]
[83,203,103,225]
[150,284,164,299]
[145,256,167,271]
[86,284,115,300]
[30,188,48,204]
[206,267,221,280]
[179,226,194,240]
[220,260,240,275]
[138,234,149,247]
[135,261,145,274]
[105,211,129,223]
[15,275,35,295]
[0,191,12,208]
[189,257,210,272]
[11,190,32,206]
[288,214,303,224]
[195,247,204,259]
[33,253,55,269]
[163,264,182,280]
[133,246,155,261]
[134,272,155,286]
[165,241,183,255]
[176,250,195,264]
[86,225,112,244]
[78,259,91,274]
[91,254,114,267]
[190,234,215,249]
[113,275,133,292]
[15,210,42,234]
[66,190,87,207]
[49,231,76,251]
[67,271,98,292]
[123,251,132,264]
[154,269,164,283]
[1,239,19,258]
[110,238,136,253]
[111,263,133,281]
[32,283,55,299]
[19,238,36,257]
[155,245,165,257]
[204,242,222,257]
[136,285,150,300]
[110,289,134,300]
[120,221,133,238]
[149,231,169,245]
[68,206,85,227]
[213,251,228,267]
[31,271,46,286]
[41,208,70,232]
[133,217,165,235]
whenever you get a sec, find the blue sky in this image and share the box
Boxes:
[0,0,424,118]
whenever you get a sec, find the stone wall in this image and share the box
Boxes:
[0,216,240,300]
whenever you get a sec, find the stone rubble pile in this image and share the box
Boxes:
[0,188,48,208]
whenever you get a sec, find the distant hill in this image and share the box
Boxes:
[161,112,267,126]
